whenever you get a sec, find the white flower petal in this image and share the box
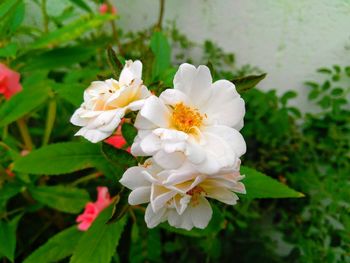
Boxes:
[119,167,150,189]
[145,204,167,228]
[189,196,212,229]
[174,64,212,108]
[153,150,186,170]
[159,89,191,106]
[137,96,171,128]
[119,60,142,85]
[151,184,176,213]
[128,186,151,205]
[204,80,245,129]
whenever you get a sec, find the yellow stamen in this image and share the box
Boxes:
[172,103,204,134]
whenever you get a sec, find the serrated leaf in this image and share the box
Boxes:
[29,14,114,49]
[70,206,127,263]
[121,123,137,146]
[232,73,267,93]
[0,214,22,262]
[28,185,90,213]
[23,226,83,263]
[13,142,105,175]
[241,166,303,199]
[150,31,171,80]
[0,85,49,127]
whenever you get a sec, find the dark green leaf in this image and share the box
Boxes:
[121,123,137,146]
[107,46,123,78]
[232,73,267,93]
[150,31,171,80]
[28,185,90,213]
[101,143,137,180]
[0,182,22,203]
[317,68,332,74]
[0,85,50,127]
[13,142,105,175]
[331,88,343,96]
[0,215,22,262]
[70,206,127,263]
[241,166,304,199]
[321,80,331,91]
[23,226,83,263]
[107,192,129,224]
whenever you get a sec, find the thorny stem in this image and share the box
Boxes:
[156,0,165,30]
[41,0,49,33]
[16,118,34,150]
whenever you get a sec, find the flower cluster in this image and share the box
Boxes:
[71,61,246,230]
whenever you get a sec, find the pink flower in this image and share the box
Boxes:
[99,3,117,15]
[105,134,127,148]
[76,187,112,231]
[0,63,22,100]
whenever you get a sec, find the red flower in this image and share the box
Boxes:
[76,187,112,231]
[99,3,117,15]
[0,63,22,100]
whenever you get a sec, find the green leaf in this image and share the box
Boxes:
[20,46,96,71]
[232,73,267,93]
[0,84,50,127]
[0,215,22,262]
[0,43,17,57]
[280,91,297,105]
[57,83,85,106]
[28,185,90,213]
[0,182,22,203]
[29,14,114,49]
[317,67,332,74]
[241,166,303,199]
[150,31,171,80]
[106,192,129,224]
[5,0,25,34]
[331,88,343,96]
[107,46,123,78]
[70,206,127,263]
[121,123,137,146]
[13,142,105,175]
[101,143,137,180]
[24,226,83,263]
[68,0,92,13]
[0,0,19,20]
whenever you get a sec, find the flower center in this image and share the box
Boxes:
[171,103,204,134]
[187,186,206,206]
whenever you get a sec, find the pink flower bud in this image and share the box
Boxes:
[99,3,117,15]
[0,63,22,100]
[76,187,112,231]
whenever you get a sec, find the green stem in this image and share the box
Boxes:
[42,97,57,146]
[156,0,165,30]
[41,0,49,33]
[16,118,34,150]
[70,172,101,187]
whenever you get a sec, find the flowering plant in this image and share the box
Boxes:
[0,1,308,262]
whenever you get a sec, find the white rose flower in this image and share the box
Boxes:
[131,63,246,174]
[71,60,150,143]
[119,158,245,230]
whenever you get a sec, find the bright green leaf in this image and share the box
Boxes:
[29,14,114,49]
[150,31,171,80]
[0,0,19,20]
[70,206,127,263]
[68,0,92,13]
[13,142,105,175]
[0,85,50,127]
[0,43,17,58]
[28,185,90,213]
[241,166,303,199]
[24,226,83,263]
[0,215,22,262]
[232,73,267,93]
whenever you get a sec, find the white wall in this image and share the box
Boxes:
[115,0,350,107]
